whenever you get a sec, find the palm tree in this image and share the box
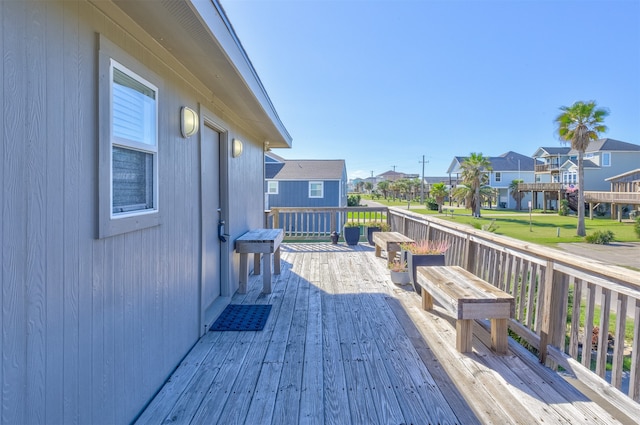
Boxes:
[364,181,373,193]
[459,153,492,218]
[555,101,608,236]
[509,179,525,210]
[377,180,390,199]
[430,182,449,213]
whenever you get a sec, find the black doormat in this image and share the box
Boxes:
[210,304,272,331]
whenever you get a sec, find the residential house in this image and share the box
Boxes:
[525,139,640,210]
[265,153,348,209]
[0,1,291,423]
[559,138,640,190]
[377,170,420,182]
[447,152,535,209]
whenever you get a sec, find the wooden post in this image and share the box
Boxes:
[589,202,594,220]
[273,209,280,230]
[539,260,567,367]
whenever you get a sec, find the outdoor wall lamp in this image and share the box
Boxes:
[180,106,199,138]
[232,138,243,157]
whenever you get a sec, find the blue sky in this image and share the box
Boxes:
[222,0,640,179]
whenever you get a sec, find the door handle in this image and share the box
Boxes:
[218,220,227,243]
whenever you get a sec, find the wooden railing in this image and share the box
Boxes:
[535,164,561,173]
[584,191,640,204]
[518,182,565,191]
[265,207,388,239]
[388,207,640,404]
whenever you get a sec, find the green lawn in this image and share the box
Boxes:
[359,194,639,246]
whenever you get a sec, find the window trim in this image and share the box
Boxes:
[494,172,501,182]
[267,180,279,194]
[309,181,324,198]
[602,152,611,167]
[98,35,162,239]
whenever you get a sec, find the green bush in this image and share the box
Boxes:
[558,199,569,216]
[347,194,361,206]
[425,197,438,211]
[585,230,615,244]
[634,216,640,238]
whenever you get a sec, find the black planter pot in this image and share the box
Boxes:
[366,226,381,245]
[406,252,445,294]
[343,226,360,246]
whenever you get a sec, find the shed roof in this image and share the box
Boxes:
[267,159,346,180]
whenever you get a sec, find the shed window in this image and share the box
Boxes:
[267,180,279,194]
[309,181,324,198]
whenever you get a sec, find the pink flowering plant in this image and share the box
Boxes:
[400,240,450,255]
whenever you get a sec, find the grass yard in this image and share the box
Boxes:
[359,195,639,246]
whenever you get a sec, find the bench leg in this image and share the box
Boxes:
[388,250,398,265]
[456,319,473,353]
[262,252,272,294]
[239,253,249,294]
[254,253,261,275]
[421,290,433,310]
[375,245,382,257]
[491,318,508,354]
[274,247,281,275]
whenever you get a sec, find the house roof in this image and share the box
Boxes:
[605,168,640,182]
[110,0,292,148]
[568,138,640,154]
[267,159,346,180]
[447,151,534,174]
[532,147,571,157]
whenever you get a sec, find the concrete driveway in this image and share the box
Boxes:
[556,242,640,270]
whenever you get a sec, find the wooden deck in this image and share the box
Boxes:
[136,243,635,424]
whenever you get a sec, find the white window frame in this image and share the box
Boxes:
[98,35,162,238]
[602,152,611,167]
[267,180,279,194]
[309,181,324,198]
[110,59,159,218]
[494,172,501,182]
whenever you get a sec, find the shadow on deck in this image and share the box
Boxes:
[136,243,635,424]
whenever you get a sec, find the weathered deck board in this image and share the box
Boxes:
[137,243,631,425]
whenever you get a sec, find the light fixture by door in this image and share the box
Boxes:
[180,106,199,138]
[232,138,243,157]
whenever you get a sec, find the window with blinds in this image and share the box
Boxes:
[110,61,158,216]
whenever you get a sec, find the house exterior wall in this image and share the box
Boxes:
[269,180,343,207]
[0,1,270,423]
[582,151,640,191]
[489,171,534,209]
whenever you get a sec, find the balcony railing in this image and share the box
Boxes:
[518,182,565,191]
[265,205,640,404]
[584,191,640,204]
[535,164,561,172]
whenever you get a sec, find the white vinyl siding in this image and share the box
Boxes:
[309,181,324,198]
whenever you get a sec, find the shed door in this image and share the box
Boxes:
[201,124,222,329]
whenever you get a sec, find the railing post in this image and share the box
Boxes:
[539,260,567,367]
[273,208,279,230]
[462,234,474,272]
[330,209,336,233]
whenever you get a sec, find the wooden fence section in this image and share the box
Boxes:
[389,207,640,404]
[265,207,388,239]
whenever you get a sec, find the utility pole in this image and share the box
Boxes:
[391,165,397,172]
[419,155,429,204]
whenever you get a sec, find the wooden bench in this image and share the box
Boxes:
[235,229,283,294]
[372,231,414,264]
[416,265,514,354]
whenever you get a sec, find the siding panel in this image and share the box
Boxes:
[2,1,27,423]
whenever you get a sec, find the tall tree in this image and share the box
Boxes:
[430,182,449,213]
[459,153,492,218]
[377,180,390,199]
[555,101,608,236]
[509,179,525,210]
